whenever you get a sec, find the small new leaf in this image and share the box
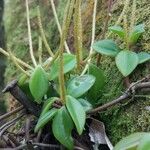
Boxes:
[129,24,145,44]
[29,65,49,103]
[109,26,125,38]
[115,50,139,76]
[92,39,120,57]
[67,75,95,98]
[52,106,74,150]
[66,95,86,135]
[137,52,150,64]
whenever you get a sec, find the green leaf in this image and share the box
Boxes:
[67,75,95,98]
[92,39,120,57]
[115,50,139,76]
[41,97,57,116]
[49,53,76,80]
[137,52,150,64]
[87,64,105,104]
[129,24,145,44]
[29,65,49,104]
[114,132,146,150]
[137,133,150,150]
[109,26,125,38]
[78,98,93,112]
[52,106,74,150]
[35,108,57,132]
[66,95,86,135]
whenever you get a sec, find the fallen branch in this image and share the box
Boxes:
[88,77,150,114]
[2,80,41,117]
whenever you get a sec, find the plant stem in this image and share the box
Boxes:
[38,36,42,64]
[8,50,30,76]
[59,0,75,104]
[97,0,113,65]
[50,0,71,54]
[0,48,33,70]
[74,0,83,71]
[37,6,54,57]
[81,0,97,75]
[25,0,37,67]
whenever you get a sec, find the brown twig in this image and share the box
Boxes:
[0,106,24,122]
[88,79,150,114]
[0,113,25,137]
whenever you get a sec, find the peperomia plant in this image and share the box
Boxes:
[92,24,150,77]
[0,0,150,149]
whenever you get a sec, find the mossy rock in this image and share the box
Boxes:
[4,0,150,144]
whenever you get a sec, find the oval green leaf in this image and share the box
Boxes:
[78,98,93,112]
[35,108,57,132]
[52,106,74,150]
[138,52,150,64]
[129,24,145,44]
[114,132,146,150]
[29,65,49,103]
[137,133,150,150]
[67,75,95,98]
[92,39,120,57]
[115,50,139,76]
[87,64,105,104]
[49,53,76,80]
[66,95,86,135]
[109,26,125,38]
[41,97,58,116]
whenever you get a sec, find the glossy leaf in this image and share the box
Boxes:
[115,50,139,76]
[137,52,150,64]
[92,39,120,57]
[137,133,150,150]
[35,108,57,132]
[66,95,86,135]
[67,75,95,98]
[41,97,57,116]
[29,65,49,103]
[78,98,93,112]
[52,106,74,150]
[114,132,146,150]
[129,24,145,44]
[87,64,105,104]
[109,26,125,38]
[49,53,76,80]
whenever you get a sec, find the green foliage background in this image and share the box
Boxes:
[4,0,150,144]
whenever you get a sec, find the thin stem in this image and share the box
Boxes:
[123,15,129,49]
[59,0,75,104]
[74,0,83,71]
[8,50,30,76]
[37,6,54,57]
[129,0,136,33]
[50,0,71,54]
[38,36,42,64]
[107,0,130,38]
[0,48,33,70]
[97,0,113,65]
[81,0,97,75]
[25,0,37,67]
